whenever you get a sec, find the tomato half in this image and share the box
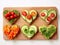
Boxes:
[10,12,15,15]
[7,17,11,20]
[5,12,11,17]
[47,17,51,21]
[22,11,27,16]
[13,14,17,18]
[41,13,45,17]
[10,15,14,19]
[27,15,32,20]
[50,13,55,18]
[31,12,36,16]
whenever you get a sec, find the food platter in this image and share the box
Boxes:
[3,7,58,40]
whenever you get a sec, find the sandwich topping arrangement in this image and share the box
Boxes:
[3,7,57,40]
[21,25,37,38]
[40,9,56,24]
[39,25,56,39]
[3,25,20,40]
[3,10,20,24]
[21,10,37,24]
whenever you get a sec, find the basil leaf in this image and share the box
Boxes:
[3,10,9,15]
[12,10,20,16]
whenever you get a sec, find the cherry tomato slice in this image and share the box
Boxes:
[47,17,51,21]
[10,15,14,19]
[27,15,32,20]
[7,17,11,20]
[50,13,55,17]
[10,12,15,15]
[13,14,17,18]
[8,34,13,40]
[5,12,11,17]
[5,14,7,18]
[22,11,27,16]
[8,31,15,39]
[41,13,45,17]
[31,12,36,16]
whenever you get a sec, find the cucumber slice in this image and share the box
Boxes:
[48,9,56,20]
[21,15,26,20]
[30,25,37,33]
[21,25,28,35]
[40,10,48,20]
[29,10,37,20]
[27,25,37,38]
[23,10,28,14]
[21,25,37,38]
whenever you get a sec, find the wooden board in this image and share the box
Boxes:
[3,7,58,40]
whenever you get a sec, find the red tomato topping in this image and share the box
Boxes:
[7,12,11,15]
[4,31,10,36]
[41,13,45,17]
[5,12,11,17]
[5,11,18,20]
[10,15,14,19]
[5,14,8,18]
[8,34,13,40]
[50,13,55,17]
[13,14,17,18]
[27,15,32,20]
[47,17,51,21]
[7,17,10,20]
[10,12,15,15]
[22,11,27,16]
[31,12,36,16]
[10,31,14,36]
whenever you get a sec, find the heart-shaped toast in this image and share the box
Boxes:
[21,25,37,38]
[3,10,20,24]
[39,25,56,39]
[21,10,37,24]
[3,25,20,40]
[40,9,56,24]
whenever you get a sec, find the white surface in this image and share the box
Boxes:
[0,0,60,45]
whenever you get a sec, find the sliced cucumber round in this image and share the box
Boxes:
[24,10,28,14]
[21,15,26,20]
[48,9,56,20]
[29,10,37,20]
[21,25,28,35]
[29,25,37,33]
[27,25,37,38]
[40,9,48,20]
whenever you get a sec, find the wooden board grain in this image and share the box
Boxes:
[3,7,58,40]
